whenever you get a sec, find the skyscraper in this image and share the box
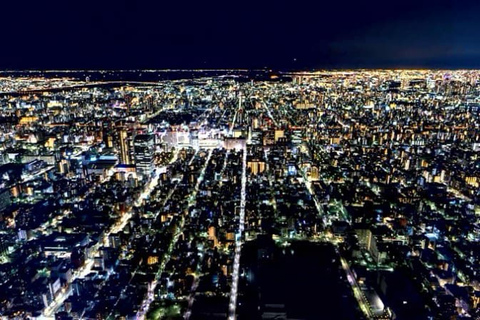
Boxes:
[134,134,154,178]
[118,128,130,165]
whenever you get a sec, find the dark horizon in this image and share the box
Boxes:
[2,0,480,70]
[2,66,480,72]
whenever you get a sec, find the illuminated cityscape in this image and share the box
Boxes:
[0,69,479,320]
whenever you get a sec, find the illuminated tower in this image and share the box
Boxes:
[118,128,131,164]
[237,92,243,125]
[134,134,154,178]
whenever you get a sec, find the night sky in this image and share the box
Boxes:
[1,0,479,70]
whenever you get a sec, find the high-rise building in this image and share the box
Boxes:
[0,237,8,257]
[310,165,320,180]
[108,233,122,249]
[274,129,284,142]
[134,134,154,178]
[247,158,266,175]
[118,128,130,164]
[0,188,11,213]
[356,228,381,264]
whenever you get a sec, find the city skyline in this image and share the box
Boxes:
[0,70,480,319]
[2,1,480,318]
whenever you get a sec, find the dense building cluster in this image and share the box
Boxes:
[0,70,479,320]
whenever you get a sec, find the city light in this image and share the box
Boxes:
[0,70,478,320]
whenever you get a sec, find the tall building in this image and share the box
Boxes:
[274,129,284,142]
[247,157,266,175]
[108,233,122,249]
[134,134,154,178]
[310,165,320,180]
[0,188,11,213]
[118,128,130,164]
[356,228,381,264]
[0,236,8,257]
